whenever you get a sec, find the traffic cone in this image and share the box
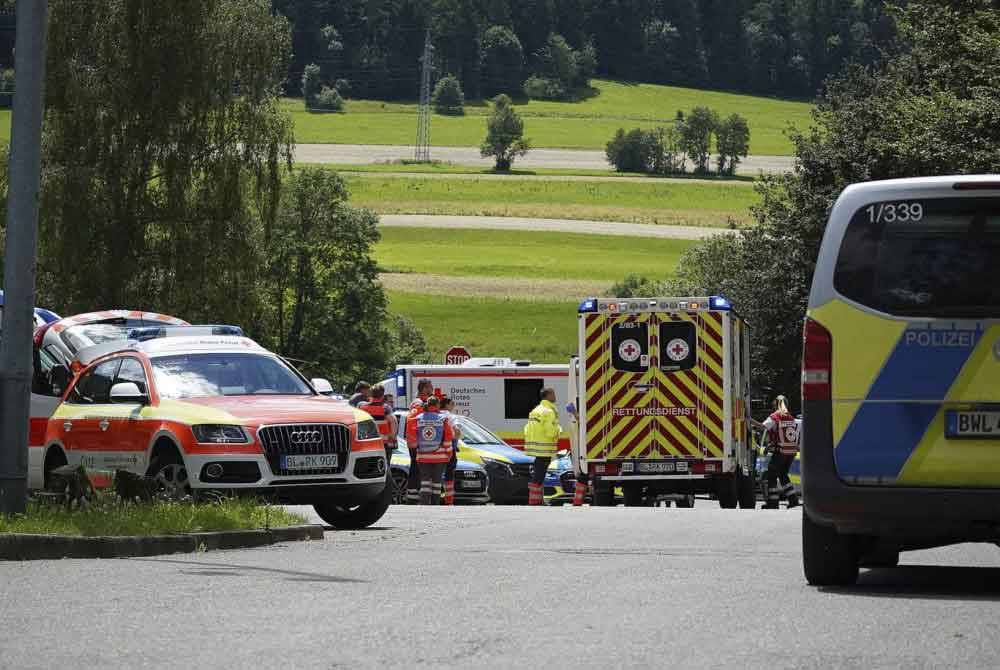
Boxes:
[528,482,544,506]
[572,481,588,506]
[442,480,455,505]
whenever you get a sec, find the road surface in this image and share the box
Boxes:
[297,143,795,175]
[1,505,998,669]
[380,214,730,239]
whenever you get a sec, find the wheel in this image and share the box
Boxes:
[738,468,756,509]
[802,512,860,586]
[390,469,408,505]
[315,480,392,530]
[593,481,615,507]
[715,473,738,509]
[623,483,645,507]
[859,547,899,568]
[43,447,68,490]
[148,448,190,500]
[674,494,695,508]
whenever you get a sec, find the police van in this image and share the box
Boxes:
[572,296,756,508]
[382,360,570,450]
[802,176,1000,585]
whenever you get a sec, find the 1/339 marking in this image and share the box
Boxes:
[866,202,923,224]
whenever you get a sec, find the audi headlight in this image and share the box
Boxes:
[356,419,381,441]
[481,457,513,476]
[192,424,249,444]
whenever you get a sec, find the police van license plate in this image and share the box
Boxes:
[281,454,338,470]
[946,411,1000,439]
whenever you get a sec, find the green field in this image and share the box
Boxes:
[377,228,695,281]
[389,291,579,363]
[285,79,812,155]
[0,79,810,153]
[349,174,758,227]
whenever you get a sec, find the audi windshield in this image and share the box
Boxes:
[151,352,313,399]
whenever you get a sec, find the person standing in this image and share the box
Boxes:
[349,381,371,408]
[358,384,397,459]
[761,395,800,509]
[404,379,435,504]
[523,387,562,506]
[415,396,454,505]
[439,397,463,505]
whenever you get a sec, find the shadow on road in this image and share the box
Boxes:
[822,565,1000,601]
[130,557,368,584]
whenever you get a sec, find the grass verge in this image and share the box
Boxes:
[0,495,306,537]
[312,162,757,182]
[389,291,580,363]
[377,228,695,281]
[350,175,757,227]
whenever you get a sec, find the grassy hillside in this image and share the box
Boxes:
[348,174,758,227]
[377,228,696,281]
[286,79,812,155]
[389,291,580,363]
[0,80,810,154]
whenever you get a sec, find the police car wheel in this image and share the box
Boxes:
[593,483,615,507]
[390,469,408,505]
[314,482,392,530]
[622,483,645,507]
[802,512,859,586]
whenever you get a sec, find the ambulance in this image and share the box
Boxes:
[572,296,756,508]
[802,176,1000,585]
[382,359,571,450]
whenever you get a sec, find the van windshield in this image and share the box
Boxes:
[834,197,1000,318]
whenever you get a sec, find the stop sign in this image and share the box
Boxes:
[444,346,471,365]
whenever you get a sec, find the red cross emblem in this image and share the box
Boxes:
[618,338,642,363]
[666,338,690,362]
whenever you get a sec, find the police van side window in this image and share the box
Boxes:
[504,379,544,419]
[67,359,122,405]
[834,198,1000,317]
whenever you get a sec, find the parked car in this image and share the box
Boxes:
[38,328,392,529]
[396,412,535,504]
[0,289,60,337]
[389,439,489,504]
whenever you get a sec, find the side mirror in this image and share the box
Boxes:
[311,378,334,395]
[110,382,148,405]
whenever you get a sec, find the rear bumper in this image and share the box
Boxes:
[803,400,1000,542]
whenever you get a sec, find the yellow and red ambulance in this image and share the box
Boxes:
[573,296,756,508]
[39,328,392,529]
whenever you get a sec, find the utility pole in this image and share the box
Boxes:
[0,0,49,515]
[414,28,432,163]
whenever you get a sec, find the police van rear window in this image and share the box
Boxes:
[834,197,1000,317]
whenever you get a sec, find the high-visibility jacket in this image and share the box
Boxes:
[763,410,800,456]
[405,395,429,450]
[415,409,454,464]
[524,399,562,458]
[359,400,393,445]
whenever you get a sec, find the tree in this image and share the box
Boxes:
[606,128,657,173]
[432,74,465,115]
[715,114,750,175]
[481,25,524,97]
[302,63,321,109]
[680,106,718,173]
[481,94,530,171]
[263,168,389,386]
[39,0,293,321]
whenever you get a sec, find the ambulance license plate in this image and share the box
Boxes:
[281,454,338,470]
[946,411,1000,439]
[638,462,676,473]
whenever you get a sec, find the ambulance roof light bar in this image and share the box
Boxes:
[127,325,244,342]
[579,296,733,313]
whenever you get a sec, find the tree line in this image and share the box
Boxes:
[273,0,895,102]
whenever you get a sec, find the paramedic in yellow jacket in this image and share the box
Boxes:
[524,387,563,506]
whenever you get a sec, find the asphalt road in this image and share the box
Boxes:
[2,505,998,670]
[297,143,795,175]
[380,214,729,239]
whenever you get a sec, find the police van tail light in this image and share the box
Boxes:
[802,318,832,401]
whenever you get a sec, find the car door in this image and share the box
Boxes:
[60,358,122,470]
[108,357,157,475]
